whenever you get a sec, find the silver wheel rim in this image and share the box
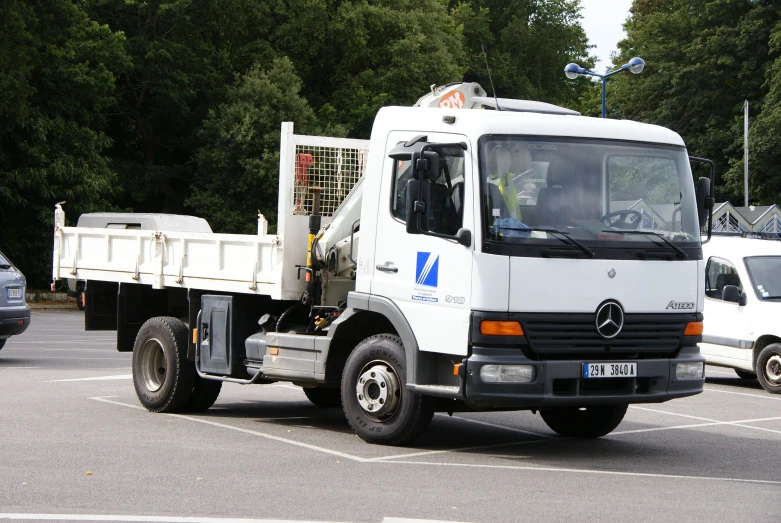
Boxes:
[765,354,781,385]
[355,360,401,421]
[139,338,167,392]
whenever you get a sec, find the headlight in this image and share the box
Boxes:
[480,364,535,383]
[676,362,704,380]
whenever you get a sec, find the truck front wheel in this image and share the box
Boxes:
[341,334,434,445]
[132,316,195,412]
[756,343,781,394]
[540,404,628,438]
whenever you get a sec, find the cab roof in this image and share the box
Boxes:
[373,106,686,148]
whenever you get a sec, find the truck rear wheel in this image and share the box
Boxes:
[132,317,195,412]
[540,404,628,438]
[0,339,5,351]
[303,387,342,408]
[182,376,222,412]
[341,334,434,445]
[756,343,781,394]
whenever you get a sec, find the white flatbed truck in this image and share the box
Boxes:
[52,84,714,445]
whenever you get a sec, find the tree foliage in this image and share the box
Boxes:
[607,0,781,203]
[0,0,596,286]
[0,0,126,286]
[452,0,594,106]
[187,58,335,234]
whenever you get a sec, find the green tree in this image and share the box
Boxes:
[187,58,341,234]
[0,0,127,287]
[452,0,594,107]
[608,0,781,203]
[83,0,235,214]
[270,0,464,137]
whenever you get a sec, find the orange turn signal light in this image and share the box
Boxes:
[192,328,198,344]
[684,321,703,336]
[480,321,524,336]
[453,363,463,376]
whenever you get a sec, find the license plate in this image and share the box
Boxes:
[583,362,637,378]
[6,288,22,299]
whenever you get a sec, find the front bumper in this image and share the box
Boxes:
[464,346,705,409]
[0,305,31,338]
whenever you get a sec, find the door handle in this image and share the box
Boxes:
[376,263,398,273]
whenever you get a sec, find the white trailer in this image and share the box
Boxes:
[53,83,714,445]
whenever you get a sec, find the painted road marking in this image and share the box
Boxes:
[382,460,781,486]
[48,374,132,382]
[0,514,345,522]
[625,405,781,435]
[0,515,465,523]
[89,397,371,463]
[704,386,781,402]
[90,397,781,485]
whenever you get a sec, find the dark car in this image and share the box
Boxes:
[0,250,30,350]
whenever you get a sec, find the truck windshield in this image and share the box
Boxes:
[480,136,700,254]
[745,256,781,299]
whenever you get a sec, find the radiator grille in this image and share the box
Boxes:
[519,313,688,355]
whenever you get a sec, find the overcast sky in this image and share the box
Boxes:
[579,0,634,72]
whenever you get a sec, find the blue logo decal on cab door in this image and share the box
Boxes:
[415,252,439,288]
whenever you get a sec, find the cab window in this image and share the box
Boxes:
[705,257,743,300]
[390,146,465,236]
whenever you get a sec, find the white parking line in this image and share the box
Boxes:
[0,515,463,523]
[89,396,780,486]
[0,514,347,523]
[382,460,781,485]
[89,397,371,463]
[704,387,781,402]
[705,369,738,376]
[48,374,132,382]
[616,406,781,435]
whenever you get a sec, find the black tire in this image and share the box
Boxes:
[132,316,195,412]
[540,404,628,438]
[735,369,757,380]
[76,291,85,311]
[304,387,342,408]
[0,339,5,351]
[182,376,223,412]
[341,334,435,445]
[756,343,781,394]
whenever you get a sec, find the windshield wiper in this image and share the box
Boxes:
[496,225,594,257]
[603,229,687,259]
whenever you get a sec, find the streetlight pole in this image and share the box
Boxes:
[564,57,646,118]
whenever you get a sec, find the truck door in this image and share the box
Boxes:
[701,256,751,362]
[370,132,474,357]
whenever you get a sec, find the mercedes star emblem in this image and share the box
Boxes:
[608,268,616,278]
[595,301,624,339]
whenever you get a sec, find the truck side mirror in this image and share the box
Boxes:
[722,285,747,306]
[695,176,712,227]
[411,150,440,181]
[405,179,431,234]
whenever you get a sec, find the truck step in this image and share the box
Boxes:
[407,384,462,399]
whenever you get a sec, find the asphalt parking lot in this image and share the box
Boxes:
[1,310,779,523]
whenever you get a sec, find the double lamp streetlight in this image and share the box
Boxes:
[564,57,645,118]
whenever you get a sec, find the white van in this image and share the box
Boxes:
[701,236,781,393]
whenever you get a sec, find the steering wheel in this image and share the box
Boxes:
[599,209,642,229]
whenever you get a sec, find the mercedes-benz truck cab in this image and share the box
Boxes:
[359,106,706,419]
